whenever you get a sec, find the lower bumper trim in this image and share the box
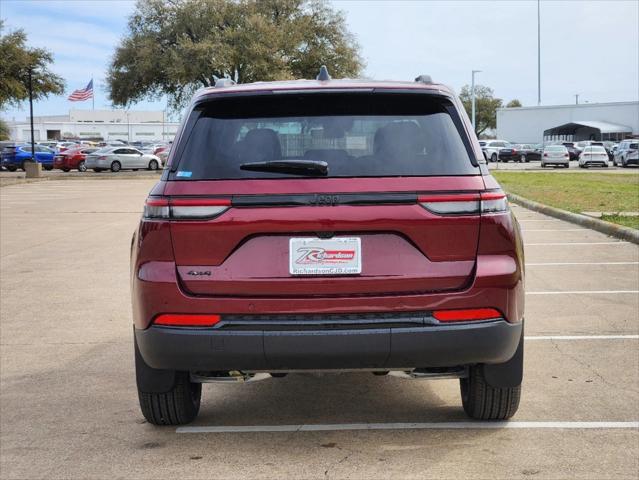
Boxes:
[135,319,522,371]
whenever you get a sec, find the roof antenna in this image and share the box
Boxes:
[316,65,331,81]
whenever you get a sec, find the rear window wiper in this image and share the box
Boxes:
[239,159,328,176]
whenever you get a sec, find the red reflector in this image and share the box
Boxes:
[170,198,231,206]
[154,314,221,327]
[433,308,502,322]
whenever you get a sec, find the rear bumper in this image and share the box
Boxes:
[135,319,522,371]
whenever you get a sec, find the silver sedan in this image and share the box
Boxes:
[84,147,162,172]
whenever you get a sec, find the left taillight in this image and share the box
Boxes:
[143,197,230,220]
[143,197,169,219]
[418,191,508,215]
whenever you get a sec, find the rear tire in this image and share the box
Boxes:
[148,159,159,170]
[77,161,87,172]
[460,365,521,420]
[6,165,17,172]
[110,161,121,172]
[138,372,202,426]
[62,167,70,172]
[43,165,53,171]
[491,153,497,163]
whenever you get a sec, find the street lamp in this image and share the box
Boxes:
[471,70,482,133]
[27,67,35,162]
[537,0,541,105]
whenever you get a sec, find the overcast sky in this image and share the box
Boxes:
[2,0,637,121]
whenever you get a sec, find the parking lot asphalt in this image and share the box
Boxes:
[488,160,639,173]
[1,179,637,479]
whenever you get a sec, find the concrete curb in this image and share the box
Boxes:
[507,193,639,245]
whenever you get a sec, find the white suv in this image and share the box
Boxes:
[482,140,511,162]
[613,140,638,167]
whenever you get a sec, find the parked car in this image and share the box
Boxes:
[53,146,99,172]
[482,140,512,162]
[578,146,609,168]
[131,72,525,425]
[37,141,59,149]
[613,140,639,167]
[85,147,161,172]
[541,145,569,168]
[55,141,79,153]
[560,142,582,160]
[1,144,55,171]
[154,144,171,166]
[499,144,541,162]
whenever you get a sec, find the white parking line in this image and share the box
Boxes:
[525,335,639,340]
[526,262,639,266]
[518,219,561,222]
[527,290,639,295]
[522,229,586,232]
[176,421,639,434]
[526,242,630,246]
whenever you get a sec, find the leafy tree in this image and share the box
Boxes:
[459,84,503,136]
[506,99,522,108]
[0,21,65,109]
[107,0,364,110]
[0,118,10,140]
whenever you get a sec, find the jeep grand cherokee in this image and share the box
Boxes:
[131,70,525,425]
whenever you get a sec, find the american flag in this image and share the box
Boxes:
[67,79,93,102]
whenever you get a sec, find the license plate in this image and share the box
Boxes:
[289,237,361,275]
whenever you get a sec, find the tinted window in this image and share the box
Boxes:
[171,93,478,179]
[545,146,566,152]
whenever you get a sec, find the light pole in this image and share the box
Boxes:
[28,67,35,161]
[537,0,541,105]
[471,70,482,133]
[574,94,579,105]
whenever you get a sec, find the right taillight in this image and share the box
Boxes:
[143,197,230,219]
[418,191,508,215]
[480,191,509,213]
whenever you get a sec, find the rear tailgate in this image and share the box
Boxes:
[165,177,484,297]
[164,90,485,298]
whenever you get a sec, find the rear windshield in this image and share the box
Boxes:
[545,146,566,152]
[171,93,478,179]
[584,146,606,153]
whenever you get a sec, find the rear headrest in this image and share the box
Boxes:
[239,128,282,161]
[374,122,423,156]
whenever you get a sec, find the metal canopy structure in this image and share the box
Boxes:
[543,121,633,142]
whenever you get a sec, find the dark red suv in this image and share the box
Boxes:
[131,71,525,425]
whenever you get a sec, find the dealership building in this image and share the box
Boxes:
[496,101,639,144]
[6,109,180,143]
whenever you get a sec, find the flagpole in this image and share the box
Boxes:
[92,77,94,111]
